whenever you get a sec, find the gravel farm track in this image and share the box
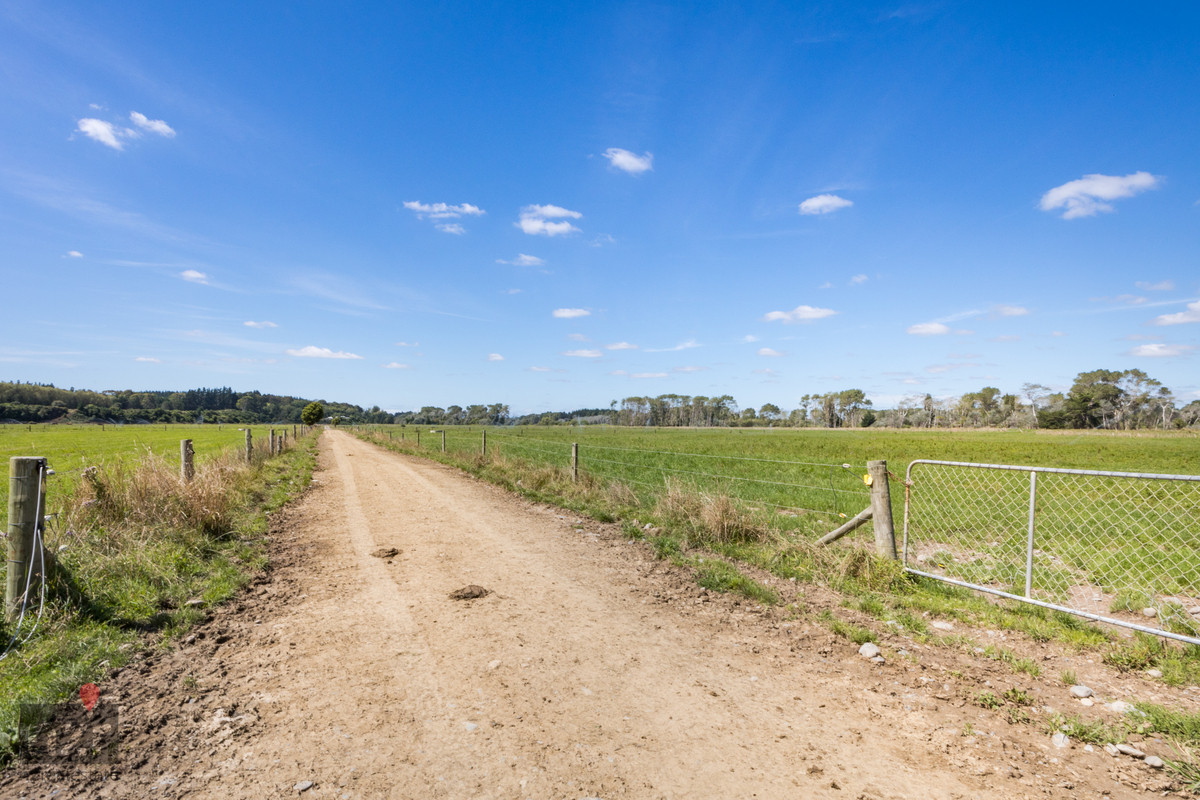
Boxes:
[2,429,1189,799]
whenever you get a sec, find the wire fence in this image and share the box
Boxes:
[359,425,872,527]
[903,459,1200,644]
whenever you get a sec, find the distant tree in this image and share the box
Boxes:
[301,401,324,426]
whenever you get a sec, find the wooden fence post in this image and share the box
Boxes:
[245,429,253,463]
[867,460,897,559]
[416,430,420,446]
[482,430,487,456]
[270,429,277,456]
[441,430,446,452]
[6,457,46,622]
[571,443,579,482]
[181,439,194,483]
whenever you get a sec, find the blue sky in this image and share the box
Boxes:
[2,2,1197,414]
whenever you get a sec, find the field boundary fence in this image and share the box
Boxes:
[902,459,1200,645]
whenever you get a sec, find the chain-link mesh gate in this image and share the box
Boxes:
[902,460,1200,645]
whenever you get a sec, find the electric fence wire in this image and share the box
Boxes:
[580,454,863,495]
[0,463,49,662]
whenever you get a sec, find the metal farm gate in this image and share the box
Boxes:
[902,460,1200,645]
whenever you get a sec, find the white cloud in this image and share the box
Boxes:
[129,111,175,138]
[497,254,545,266]
[741,334,759,343]
[1153,300,1200,326]
[66,250,83,258]
[632,372,668,379]
[382,362,411,369]
[180,269,209,284]
[850,274,868,285]
[563,349,602,358]
[609,369,628,376]
[1051,330,1067,337]
[286,345,364,359]
[818,281,834,289]
[403,201,485,219]
[395,341,419,347]
[603,148,653,175]
[553,308,590,319]
[588,233,616,247]
[517,204,582,236]
[567,333,590,341]
[487,353,504,362]
[244,321,278,329]
[993,304,1029,317]
[529,366,552,372]
[753,368,779,376]
[757,347,784,357]
[1039,171,1160,219]
[907,322,950,336]
[77,118,127,150]
[764,304,837,323]
[606,342,638,350]
[504,288,522,294]
[436,223,466,235]
[1127,343,1194,357]
[134,356,161,363]
[1137,280,1175,291]
[646,340,700,352]
[673,366,707,373]
[799,194,853,215]
[990,335,1021,342]
[925,362,979,373]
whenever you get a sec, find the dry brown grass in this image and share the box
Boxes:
[654,478,769,544]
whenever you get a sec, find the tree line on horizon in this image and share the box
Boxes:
[2,367,1197,430]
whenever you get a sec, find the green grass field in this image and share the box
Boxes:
[0,424,298,512]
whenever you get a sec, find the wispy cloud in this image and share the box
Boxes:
[631,372,668,379]
[382,362,411,369]
[487,353,504,362]
[1039,171,1160,219]
[286,345,364,359]
[603,148,653,175]
[567,333,590,341]
[1136,280,1175,291]
[907,322,950,336]
[517,204,582,236]
[1153,300,1200,326]
[243,321,277,329]
[645,339,700,353]
[990,334,1021,342]
[496,254,545,267]
[553,308,590,319]
[926,361,979,373]
[764,304,837,323]
[741,334,759,343]
[1127,343,1194,357]
[66,250,83,258]
[129,111,175,137]
[850,274,868,285]
[134,356,161,363]
[757,347,785,357]
[673,365,707,373]
[395,341,419,347]
[77,118,127,149]
[403,201,485,233]
[605,341,638,350]
[180,269,209,284]
[563,349,602,358]
[992,304,1029,317]
[799,194,853,215]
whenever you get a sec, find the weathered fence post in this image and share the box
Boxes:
[6,457,46,622]
[867,460,897,559]
[482,430,487,456]
[244,429,253,463]
[416,430,420,446]
[270,429,277,456]
[181,439,194,483]
[441,430,446,453]
[571,443,579,482]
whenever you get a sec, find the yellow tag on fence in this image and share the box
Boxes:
[863,474,873,486]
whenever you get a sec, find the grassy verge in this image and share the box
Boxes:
[0,432,318,763]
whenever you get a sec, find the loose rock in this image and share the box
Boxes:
[1068,685,1093,698]
[1115,743,1146,759]
[1142,607,1158,618]
[371,547,401,559]
[858,643,881,659]
[1145,756,1164,769]
[1051,732,1070,749]
[1107,700,1133,714]
[1104,743,1120,757]
[449,585,490,600]
[294,780,314,793]
[1147,668,1163,679]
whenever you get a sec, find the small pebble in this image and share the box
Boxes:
[858,643,881,659]
[486,659,502,671]
[294,780,314,793]
[1068,685,1093,698]
[1107,700,1133,713]
[1079,697,1094,707]
[1051,732,1070,749]
[1145,756,1164,769]
[464,722,479,732]
[1147,668,1163,679]
[1104,743,1120,757]
[1115,743,1145,759]
[1141,607,1157,618]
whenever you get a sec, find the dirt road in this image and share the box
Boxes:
[3,430,1175,798]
